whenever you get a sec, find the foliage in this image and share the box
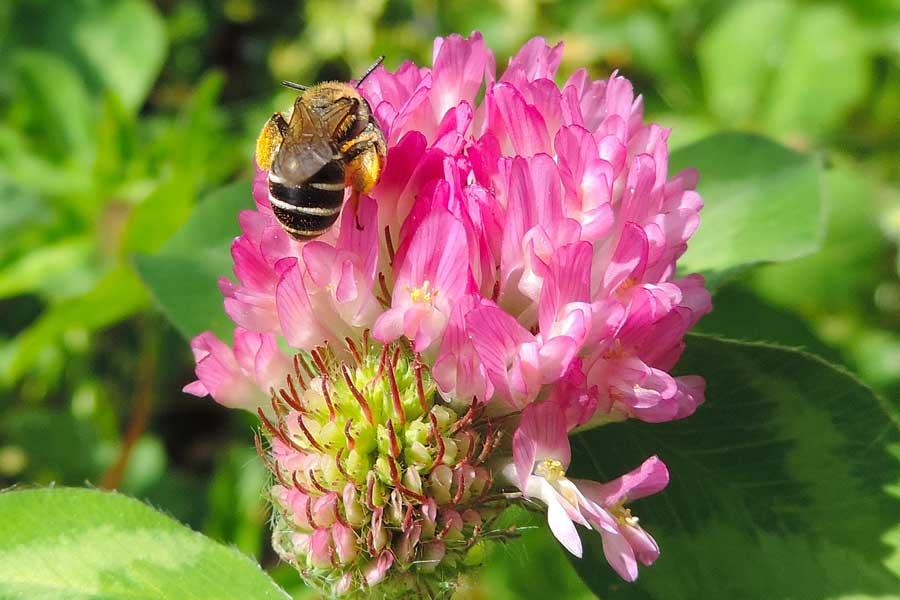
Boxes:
[1,0,898,599]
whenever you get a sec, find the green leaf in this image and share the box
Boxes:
[697,1,870,139]
[10,49,96,161]
[0,266,148,384]
[698,0,795,125]
[0,488,289,600]
[1,410,103,485]
[764,5,870,138]
[568,335,900,599]
[672,132,824,286]
[752,167,888,312]
[134,181,255,341]
[204,445,269,558]
[476,507,595,600]
[0,237,97,300]
[11,0,166,112]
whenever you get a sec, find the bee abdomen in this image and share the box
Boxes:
[268,169,346,239]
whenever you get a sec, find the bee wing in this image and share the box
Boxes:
[281,100,338,180]
[317,96,360,138]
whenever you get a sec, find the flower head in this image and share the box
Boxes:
[186,31,711,595]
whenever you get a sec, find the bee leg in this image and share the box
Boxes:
[255,112,290,171]
[342,130,386,194]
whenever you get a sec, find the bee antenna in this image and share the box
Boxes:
[355,56,385,88]
[281,80,308,91]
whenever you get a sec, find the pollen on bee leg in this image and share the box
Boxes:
[255,113,286,171]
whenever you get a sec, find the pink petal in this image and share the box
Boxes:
[579,456,669,506]
[545,483,584,558]
[513,400,571,491]
[600,526,639,582]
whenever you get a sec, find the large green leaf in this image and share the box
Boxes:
[134,181,255,341]
[11,0,167,112]
[763,4,870,139]
[0,488,289,600]
[0,266,149,385]
[697,1,870,139]
[752,166,888,312]
[568,335,900,599]
[10,49,96,162]
[672,132,824,287]
[698,0,795,125]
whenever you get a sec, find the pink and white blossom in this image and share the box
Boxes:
[186,32,711,589]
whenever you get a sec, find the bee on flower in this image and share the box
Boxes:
[186,31,711,597]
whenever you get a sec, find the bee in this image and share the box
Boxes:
[255,57,387,240]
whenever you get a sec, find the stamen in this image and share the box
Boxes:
[385,355,406,426]
[305,495,319,529]
[365,475,377,510]
[278,388,298,414]
[342,364,374,425]
[344,418,356,450]
[320,376,336,422]
[257,407,307,454]
[310,348,329,378]
[398,482,427,503]
[428,412,445,473]
[294,413,325,452]
[387,455,400,484]
[450,399,480,435]
[460,429,476,463]
[413,354,430,414]
[292,355,309,391]
[402,503,415,531]
[436,519,456,540]
[308,469,331,494]
[378,272,392,305]
[283,375,305,411]
[366,530,377,557]
[372,343,390,383]
[292,470,312,495]
[334,500,350,528]
[477,469,494,502]
[345,337,363,366]
[387,420,401,458]
[384,225,396,265]
[452,468,467,504]
[297,353,317,379]
[475,420,495,465]
[270,390,288,417]
[254,433,288,487]
[335,447,352,481]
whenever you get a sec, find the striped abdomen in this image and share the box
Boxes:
[268,160,346,239]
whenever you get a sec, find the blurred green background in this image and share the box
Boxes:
[0,0,898,598]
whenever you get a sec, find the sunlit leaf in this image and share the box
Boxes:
[698,0,795,125]
[672,132,824,287]
[0,238,97,301]
[204,445,269,558]
[0,488,289,600]
[10,49,95,161]
[1,267,148,384]
[568,335,900,599]
[10,0,166,112]
[134,181,254,341]
[764,4,870,138]
[752,167,888,311]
